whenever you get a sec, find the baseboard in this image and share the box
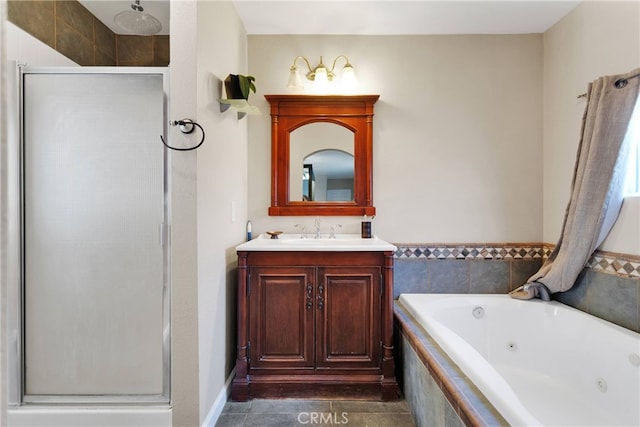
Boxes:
[7,406,172,427]
[201,368,235,427]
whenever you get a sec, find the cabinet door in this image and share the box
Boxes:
[249,267,315,370]
[316,266,381,369]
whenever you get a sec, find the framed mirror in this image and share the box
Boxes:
[266,94,379,216]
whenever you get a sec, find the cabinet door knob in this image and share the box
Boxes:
[306,283,314,309]
[317,284,324,310]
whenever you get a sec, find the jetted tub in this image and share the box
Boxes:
[396,294,640,427]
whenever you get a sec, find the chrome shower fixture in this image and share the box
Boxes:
[114,0,162,36]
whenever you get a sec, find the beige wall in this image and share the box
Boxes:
[168,1,199,425]
[247,35,543,243]
[195,1,249,423]
[170,0,251,424]
[543,1,640,254]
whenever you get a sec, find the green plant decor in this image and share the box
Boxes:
[225,74,257,100]
[238,75,256,100]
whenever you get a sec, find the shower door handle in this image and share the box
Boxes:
[159,223,170,248]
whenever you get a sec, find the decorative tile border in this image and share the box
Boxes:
[393,243,548,260]
[587,251,640,279]
[394,243,640,280]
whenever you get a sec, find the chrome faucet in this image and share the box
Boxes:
[295,223,308,239]
[328,224,342,239]
[314,217,321,239]
[523,282,552,301]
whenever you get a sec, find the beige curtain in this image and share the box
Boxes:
[513,68,640,299]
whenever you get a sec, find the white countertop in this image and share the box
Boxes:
[236,233,397,252]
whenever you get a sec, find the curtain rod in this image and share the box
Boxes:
[577,72,640,99]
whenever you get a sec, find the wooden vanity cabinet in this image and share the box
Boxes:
[232,250,398,401]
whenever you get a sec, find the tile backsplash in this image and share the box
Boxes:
[394,243,640,333]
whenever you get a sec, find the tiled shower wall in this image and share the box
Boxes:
[393,243,640,333]
[8,0,169,66]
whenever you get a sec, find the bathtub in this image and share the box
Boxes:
[396,293,640,427]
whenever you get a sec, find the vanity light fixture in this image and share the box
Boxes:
[287,55,357,92]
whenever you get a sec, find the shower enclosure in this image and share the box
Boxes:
[8,67,170,420]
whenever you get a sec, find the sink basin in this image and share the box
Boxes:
[287,238,364,245]
[236,233,397,252]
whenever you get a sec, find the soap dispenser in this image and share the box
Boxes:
[361,215,372,238]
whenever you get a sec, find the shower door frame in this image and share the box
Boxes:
[15,66,171,405]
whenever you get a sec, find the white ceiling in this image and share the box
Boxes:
[234,0,581,35]
[79,0,581,36]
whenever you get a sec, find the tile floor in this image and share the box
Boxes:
[216,399,416,427]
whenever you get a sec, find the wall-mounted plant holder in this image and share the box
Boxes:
[219,74,260,119]
[218,99,260,120]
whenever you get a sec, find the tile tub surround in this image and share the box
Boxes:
[394,303,508,427]
[555,268,639,332]
[393,243,640,333]
[393,243,545,298]
[7,0,169,66]
[216,399,416,427]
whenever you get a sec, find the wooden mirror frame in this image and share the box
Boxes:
[266,94,379,216]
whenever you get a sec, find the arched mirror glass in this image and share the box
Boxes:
[289,122,354,202]
[301,150,354,201]
[266,94,379,216]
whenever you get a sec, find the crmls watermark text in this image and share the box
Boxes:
[297,411,349,424]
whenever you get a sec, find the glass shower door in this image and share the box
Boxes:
[20,69,169,403]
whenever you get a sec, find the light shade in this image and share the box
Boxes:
[341,65,358,91]
[114,3,162,35]
[287,66,304,90]
[312,66,329,92]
